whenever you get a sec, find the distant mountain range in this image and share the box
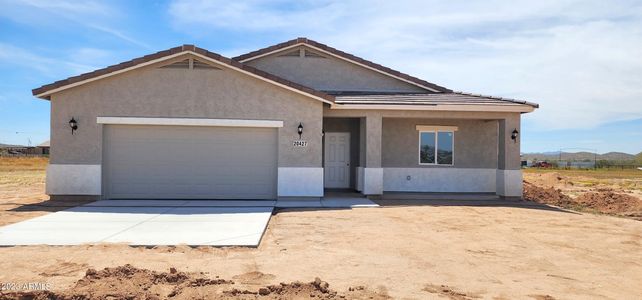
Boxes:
[522,151,637,161]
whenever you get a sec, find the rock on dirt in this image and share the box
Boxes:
[422,283,477,300]
[0,265,391,300]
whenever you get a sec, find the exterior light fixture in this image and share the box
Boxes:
[69,117,78,135]
[511,129,519,142]
[297,123,303,139]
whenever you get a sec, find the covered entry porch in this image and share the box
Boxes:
[323,108,523,198]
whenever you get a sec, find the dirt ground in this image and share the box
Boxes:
[1,158,641,299]
[0,157,90,227]
[523,169,642,220]
[1,265,389,300]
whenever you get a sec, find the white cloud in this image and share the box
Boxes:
[0,43,99,76]
[0,0,149,48]
[169,0,345,30]
[14,0,113,15]
[169,0,642,130]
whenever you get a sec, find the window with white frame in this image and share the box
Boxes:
[417,126,455,165]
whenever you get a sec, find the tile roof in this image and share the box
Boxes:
[334,92,539,108]
[233,37,452,93]
[31,39,538,111]
[32,45,335,103]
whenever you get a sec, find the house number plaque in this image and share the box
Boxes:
[293,140,308,147]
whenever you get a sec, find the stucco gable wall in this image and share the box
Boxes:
[49,56,322,167]
[244,46,427,93]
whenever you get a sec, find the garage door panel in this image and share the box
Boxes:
[110,183,274,199]
[104,125,277,199]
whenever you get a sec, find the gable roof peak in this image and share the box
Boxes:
[181,44,196,51]
[233,38,452,93]
[32,44,335,104]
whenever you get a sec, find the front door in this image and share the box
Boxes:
[324,132,350,188]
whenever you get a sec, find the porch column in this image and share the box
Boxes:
[497,114,522,198]
[359,114,383,195]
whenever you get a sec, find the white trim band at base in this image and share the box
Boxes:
[383,168,496,193]
[46,164,101,195]
[363,168,383,195]
[497,169,523,197]
[278,167,323,197]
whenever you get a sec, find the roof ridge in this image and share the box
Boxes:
[32,45,335,104]
[232,38,452,93]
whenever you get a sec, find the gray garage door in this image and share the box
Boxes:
[103,125,277,199]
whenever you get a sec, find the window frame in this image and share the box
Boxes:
[417,129,455,166]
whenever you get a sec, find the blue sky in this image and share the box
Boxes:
[1,0,641,154]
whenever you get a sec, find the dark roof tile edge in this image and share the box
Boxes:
[453,92,539,108]
[333,92,539,108]
[32,44,335,103]
[232,37,452,93]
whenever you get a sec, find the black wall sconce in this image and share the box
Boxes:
[69,117,78,135]
[297,122,303,139]
[511,129,519,143]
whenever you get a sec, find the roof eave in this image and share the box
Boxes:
[329,103,536,113]
[453,92,539,109]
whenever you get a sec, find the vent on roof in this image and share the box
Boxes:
[279,49,302,57]
[193,60,218,69]
[304,50,326,58]
[160,58,220,70]
[277,48,326,59]
[161,59,190,69]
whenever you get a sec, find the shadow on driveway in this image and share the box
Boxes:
[6,199,94,212]
[373,199,581,214]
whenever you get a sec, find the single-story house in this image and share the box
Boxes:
[32,38,537,201]
[36,140,50,155]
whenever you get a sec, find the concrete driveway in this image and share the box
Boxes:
[0,200,273,246]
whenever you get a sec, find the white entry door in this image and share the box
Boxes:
[324,132,350,188]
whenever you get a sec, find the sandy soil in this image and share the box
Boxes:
[2,204,641,299]
[523,170,642,220]
[1,265,389,299]
[523,169,642,199]
[1,159,641,299]
[0,157,89,227]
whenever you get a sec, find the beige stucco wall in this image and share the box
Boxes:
[498,114,521,170]
[245,46,427,93]
[324,107,522,170]
[49,54,323,167]
[382,118,498,168]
